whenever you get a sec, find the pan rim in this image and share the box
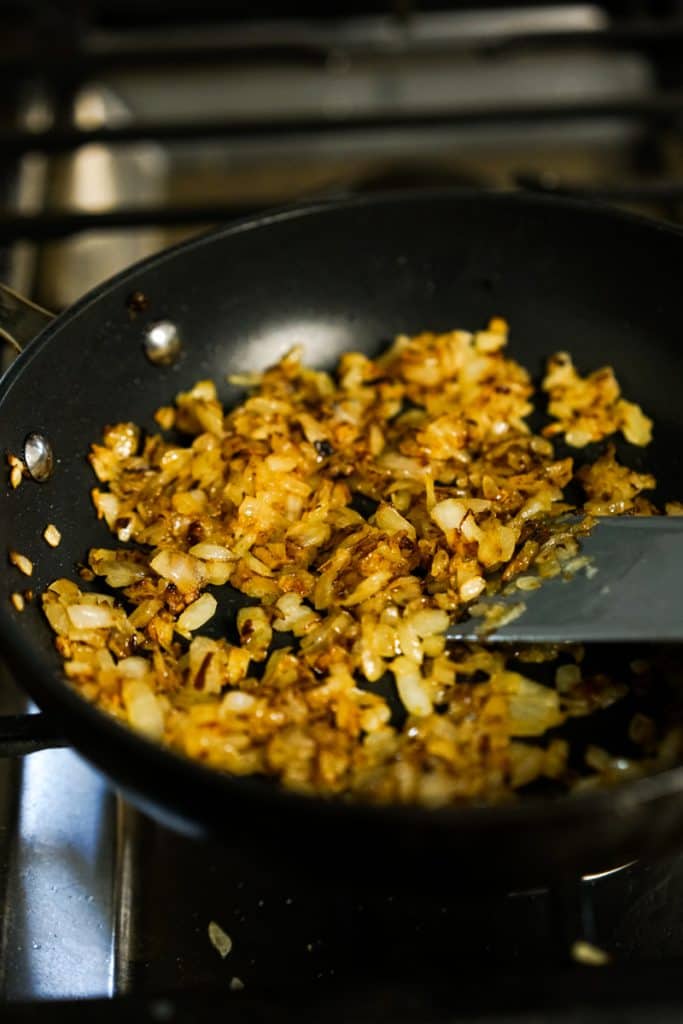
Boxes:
[3,185,683,836]
[3,185,683,397]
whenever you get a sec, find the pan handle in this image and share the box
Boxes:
[0,283,55,354]
[0,713,68,756]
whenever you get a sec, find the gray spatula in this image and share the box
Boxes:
[446,517,683,645]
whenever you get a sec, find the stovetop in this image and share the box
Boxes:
[3,4,683,1018]
[4,750,683,1024]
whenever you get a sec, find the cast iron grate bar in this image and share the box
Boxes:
[0,203,264,243]
[3,182,683,243]
[5,16,683,76]
[514,177,683,203]
[1,94,683,158]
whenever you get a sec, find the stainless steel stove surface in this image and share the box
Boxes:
[5,746,683,1019]
[3,4,683,1019]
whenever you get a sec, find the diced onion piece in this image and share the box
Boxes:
[66,603,115,629]
[204,561,233,586]
[555,663,581,691]
[459,576,486,602]
[243,553,273,577]
[108,563,148,587]
[9,550,33,576]
[177,593,217,632]
[265,453,298,472]
[228,371,262,387]
[374,503,416,538]
[222,690,257,713]
[464,498,493,514]
[150,549,206,593]
[103,421,140,458]
[43,598,70,634]
[208,921,232,958]
[378,451,423,479]
[397,617,422,664]
[128,599,163,629]
[237,606,272,658]
[154,405,175,430]
[286,520,331,549]
[477,524,517,567]
[475,329,506,354]
[360,644,385,683]
[460,513,483,543]
[195,403,224,436]
[619,400,652,446]
[8,454,25,489]
[422,634,445,657]
[430,499,466,533]
[504,674,564,737]
[10,591,25,612]
[43,523,62,547]
[515,575,541,592]
[92,490,120,527]
[571,941,611,967]
[409,608,449,638]
[118,656,150,679]
[342,571,391,607]
[392,656,432,717]
[189,543,233,561]
[82,591,115,606]
[123,680,164,740]
[274,593,303,619]
[565,428,592,448]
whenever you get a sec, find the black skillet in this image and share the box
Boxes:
[2,191,683,890]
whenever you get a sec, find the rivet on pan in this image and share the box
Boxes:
[143,320,181,366]
[23,432,54,482]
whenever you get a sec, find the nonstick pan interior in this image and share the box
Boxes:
[2,191,683,886]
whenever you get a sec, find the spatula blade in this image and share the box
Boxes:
[446,517,683,645]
